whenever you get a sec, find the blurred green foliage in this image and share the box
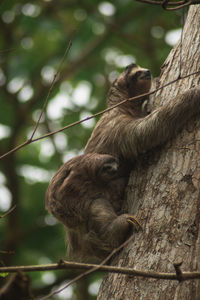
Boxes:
[0,0,183,298]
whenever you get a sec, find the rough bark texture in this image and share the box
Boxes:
[98,6,200,300]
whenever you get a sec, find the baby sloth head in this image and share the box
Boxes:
[45,153,120,224]
[116,63,151,98]
[48,153,119,188]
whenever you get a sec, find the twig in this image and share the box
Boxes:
[162,0,169,9]
[29,37,73,141]
[41,235,134,299]
[0,204,17,219]
[0,260,200,281]
[0,250,14,254]
[0,69,200,160]
[174,261,183,282]
[138,0,185,4]
[137,0,198,10]
[164,2,191,11]
[162,0,190,10]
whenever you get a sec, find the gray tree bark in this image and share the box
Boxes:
[98,5,200,300]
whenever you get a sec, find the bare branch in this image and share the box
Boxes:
[173,261,184,282]
[0,205,17,219]
[137,0,200,10]
[41,235,134,299]
[0,250,14,255]
[0,260,200,281]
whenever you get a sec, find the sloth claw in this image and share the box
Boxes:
[127,215,142,231]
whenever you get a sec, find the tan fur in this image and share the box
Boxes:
[46,153,139,261]
[85,64,200,173]
[46,64,200,261]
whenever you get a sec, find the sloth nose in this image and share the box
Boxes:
[145,70,151,76]
[143,69,151,79]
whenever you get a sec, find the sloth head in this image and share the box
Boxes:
[51,153,119,186]
[45,153,119,218]
[113,63,151,98]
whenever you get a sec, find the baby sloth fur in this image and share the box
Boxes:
[46,153,139,262]
[46,63,200,261]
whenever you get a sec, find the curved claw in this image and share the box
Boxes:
[127,216,142,232]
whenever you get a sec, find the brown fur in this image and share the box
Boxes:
[46,153,139,261]
[85,64,152,174]
[85,64,200,174]
[46,64,200,261]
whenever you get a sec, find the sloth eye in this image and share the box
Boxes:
[102,162,118,175]
[102,165,114,172]
[129,71,140,82]
[133,71,142,79]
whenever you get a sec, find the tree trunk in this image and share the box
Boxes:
[98,5,200,300]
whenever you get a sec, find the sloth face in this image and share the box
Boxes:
[46,153,120,203]
[45,153,122,226]
[125,64,151,97]
[59,154,119,183]
[116,64,152,98]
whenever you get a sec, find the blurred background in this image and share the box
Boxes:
[0,0,184,298]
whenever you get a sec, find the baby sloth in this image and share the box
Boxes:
[46,64,200,261]
[46,153,140,262]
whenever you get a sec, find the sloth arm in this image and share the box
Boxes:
[109,87,200,160]
[128,87,200,157]
[85,87,200,161]
[88,198,138,250]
